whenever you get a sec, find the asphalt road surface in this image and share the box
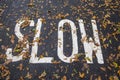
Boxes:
[0,0,120,80]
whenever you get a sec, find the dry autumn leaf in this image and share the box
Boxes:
[100,67,106,71]
[17,63,23,71]
[21,20,30,28]
[10,35,15,44]
[62,75,67,80]
[85,57,92,62]
[38,71,46,79]
[79,72,85,78]
[25,72,32,79]
[98,76,102,80]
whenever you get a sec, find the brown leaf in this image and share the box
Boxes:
[0,54,6,59]
[118,46,120,51]
[3,59,12,65]
[40,19,46,23]
[38,71,46,79]
[117,70,120,76]
[28,0,34,7]
[10,35,15,44]
[21,20,30,28]
[19,76,24,80]
[0,23,3,26]
[17,63,23,71]
[62,76,67,80]
[100,67,106,71]
[81,36,87,43]
[25,72,32,79]
[52,60,61,64]
[98,76,102,80]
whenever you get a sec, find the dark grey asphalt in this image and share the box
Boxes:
[0,0,120,80]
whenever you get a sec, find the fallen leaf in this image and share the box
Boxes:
[79,72,85,78]
[38,71,46,79]
[62,76,67,80]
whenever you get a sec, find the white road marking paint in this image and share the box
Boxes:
[78,19,104,64]
[29,19,53,63]
[58,19,78,63]
[29,20,34,26]
[5,19,104,64]
[6,20,30,62]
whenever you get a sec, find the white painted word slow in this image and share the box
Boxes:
[6,19,104,64]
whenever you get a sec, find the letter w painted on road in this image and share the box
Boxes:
[78,19,104,64]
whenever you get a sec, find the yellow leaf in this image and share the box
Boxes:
[79,72,85,78]
[113,62,118,68]
[85,57,91,62]
[92,16,96,19]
